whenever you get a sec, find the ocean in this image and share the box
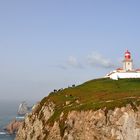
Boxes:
[0,101,33,140]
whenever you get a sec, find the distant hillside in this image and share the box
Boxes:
[16,78,140,140]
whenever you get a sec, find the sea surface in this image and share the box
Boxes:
[0,101,34,140]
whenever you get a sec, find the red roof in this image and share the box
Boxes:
[116,68,123,70]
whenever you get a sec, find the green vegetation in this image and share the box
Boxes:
[39,78,140,126]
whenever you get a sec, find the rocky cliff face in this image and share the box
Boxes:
[16,101,140,140]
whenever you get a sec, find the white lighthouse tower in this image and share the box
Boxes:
[123,50,133,72]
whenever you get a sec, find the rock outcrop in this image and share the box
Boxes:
[18,101,30,115]
[6,120,23,134]
[16,102,140,140]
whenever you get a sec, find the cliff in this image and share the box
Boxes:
[16,78,140,140]
[16,103,140,140]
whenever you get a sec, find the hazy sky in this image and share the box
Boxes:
[0,0,140,101]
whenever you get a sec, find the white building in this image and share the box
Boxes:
[106,50,140,80]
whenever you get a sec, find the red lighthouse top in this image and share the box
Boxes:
[125,50,131,60]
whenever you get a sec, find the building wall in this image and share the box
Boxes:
[109,72,140,80]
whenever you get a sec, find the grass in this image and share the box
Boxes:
[36,78,140,129]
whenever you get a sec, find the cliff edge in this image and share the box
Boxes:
[16,78,140,140]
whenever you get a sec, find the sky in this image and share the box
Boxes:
[0,0,140,101]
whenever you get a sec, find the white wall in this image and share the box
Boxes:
[109,72,140,80]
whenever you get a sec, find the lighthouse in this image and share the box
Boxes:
[106,50,140,80]
[123,50,133,71]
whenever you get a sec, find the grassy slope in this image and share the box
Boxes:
[39,78,140,124]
